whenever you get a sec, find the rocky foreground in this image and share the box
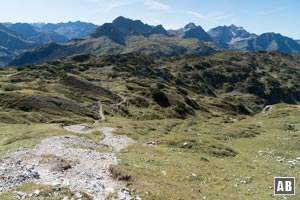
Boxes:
[0,126,139,200]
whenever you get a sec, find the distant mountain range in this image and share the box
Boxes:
[4,23,68,44]
[8,17,218,66]
[0,24,36,65]
[1,16,300,67]
[32,21,97,39]
[0,21,98,66]
[0,24,36,51]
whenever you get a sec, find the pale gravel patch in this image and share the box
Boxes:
[63,125,91,134]
[63,126,135,152]
[0,98,139,199]
[22,135,120,199]
[0,126,137,200]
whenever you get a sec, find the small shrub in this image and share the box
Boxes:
[129,96,150,107]
[201,61,212,68]
[285,123,297,132]
[109,165,132,181]
[200,157,210,162]
[157,82,165,89]
[17,67,25,71]
[69,54,91,62]
[176,87,188,95]
[78,66,88,72]
[150,88,170,108]
[185,97,199,109]
[126,84,135,91]
[174,101,188,117]
[59,72,68,78]
[2,84,21,91]
[206,144,238,157]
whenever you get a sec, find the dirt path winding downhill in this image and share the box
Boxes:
[0,97,138,200]
[92,96,125,125]
[0,125,136,199]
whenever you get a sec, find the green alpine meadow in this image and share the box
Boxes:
[0,1,300,199]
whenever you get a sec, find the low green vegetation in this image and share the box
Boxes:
[1,52,300,199]
[105,105,300,199]
[0,123,68,159]
[0,183,92,200]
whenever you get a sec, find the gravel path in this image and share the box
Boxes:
[0,126,137,200]
[63,125,134,152]
[0,97,138,199]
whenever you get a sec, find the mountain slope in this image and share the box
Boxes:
[4,23,68,44]
[90,16,168,44]
[0,24,37,66]
[169,23,197,35]
[232,32,300,54]
[34,21,98,39]
[183,25,212,42]
[8,35,217,66]
[4,51,300,122]
[0,24,36,51]
[208,25,300,54]
[208,25,257,48]
[169,23,213,43]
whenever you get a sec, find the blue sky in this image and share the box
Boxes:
[0,0,299,39]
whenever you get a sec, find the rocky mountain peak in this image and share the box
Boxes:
[90,16,168,44]
[183,25,212,42]
[184,23,197,30]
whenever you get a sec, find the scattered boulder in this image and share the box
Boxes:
[39,154,72,172]
[262,105,272,112]
[14,191,27,199]
[33,189,40,197]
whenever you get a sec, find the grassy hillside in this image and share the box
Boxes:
[104,104,300,199]
[1,51,300,199]
[3,51,300,123]
[8,35,218,67]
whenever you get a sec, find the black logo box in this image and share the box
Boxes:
[274,177,295,195]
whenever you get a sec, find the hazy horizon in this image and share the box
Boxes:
[0,0,299,39]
